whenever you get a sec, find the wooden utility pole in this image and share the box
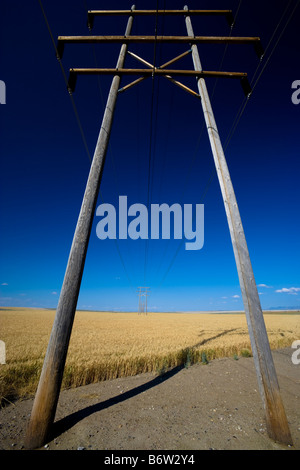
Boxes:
[24,5,292,449]
[184,6,292,446]
[24,6,136,450]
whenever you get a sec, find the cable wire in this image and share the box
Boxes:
[155,0,299,290]
[83,0,121,194]
[224,0,299,150]
[83,1,138,289]
[155,1,243,285]
[38,0,92,163]
[144,1,160,285]
[38,0,135,291]
[251,0,298,93]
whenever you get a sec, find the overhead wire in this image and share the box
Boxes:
[224,0,298,150]
[157,0,175,204]
[143,0,160,285]
[155,1,243,285]
[83,0,121,194]
[37,0,91,164]
[150,2,167,206]
[179,0,243,202]
[83,1,139,289]
[155,0,298,290]
[210,0,243,99]
[131,14,144,286]
[134,25,142,203]
[82,0,137,291]
[250,0,296,90]
[145,0,168,282]
[38,0,135,291]
[41,1,298,297]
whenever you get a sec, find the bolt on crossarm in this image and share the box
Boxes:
[184,5,292,446]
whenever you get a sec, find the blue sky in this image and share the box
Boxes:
[0,0,299,312]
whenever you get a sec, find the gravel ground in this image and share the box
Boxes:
[0,348,299,451]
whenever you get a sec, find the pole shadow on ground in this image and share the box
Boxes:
[49,364,184,442]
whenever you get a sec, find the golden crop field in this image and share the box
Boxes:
[0,307,299,403]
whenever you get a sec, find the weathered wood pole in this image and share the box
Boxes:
[184,6,292,446]
[24,7,136,450]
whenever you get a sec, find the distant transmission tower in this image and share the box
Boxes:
[137,287,150,315]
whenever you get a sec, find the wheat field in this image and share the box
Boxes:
[0,307,299,403]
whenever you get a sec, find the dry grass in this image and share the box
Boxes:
[1,307,299,403]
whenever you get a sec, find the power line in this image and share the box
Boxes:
[155,1,243,282]
[250,0,295,89]
[178,0,243,199]
[146,0,168,281]
[180,0,243,200]
[251,0,298,93]
[38,0,135,291]
[210,0,243,98]
[144,0,160,285]
[83,0,122,195]
[155,0,298,290]
[82,1,139,288]
[224,0,299,150]
[38,0,92,164]
[156,168,215,290]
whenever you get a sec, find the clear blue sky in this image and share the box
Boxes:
[0,0,299,312]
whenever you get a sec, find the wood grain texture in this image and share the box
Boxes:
[24,10,135,450]
[184,6,292,446]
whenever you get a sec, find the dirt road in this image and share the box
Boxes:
[1,348,299,451]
